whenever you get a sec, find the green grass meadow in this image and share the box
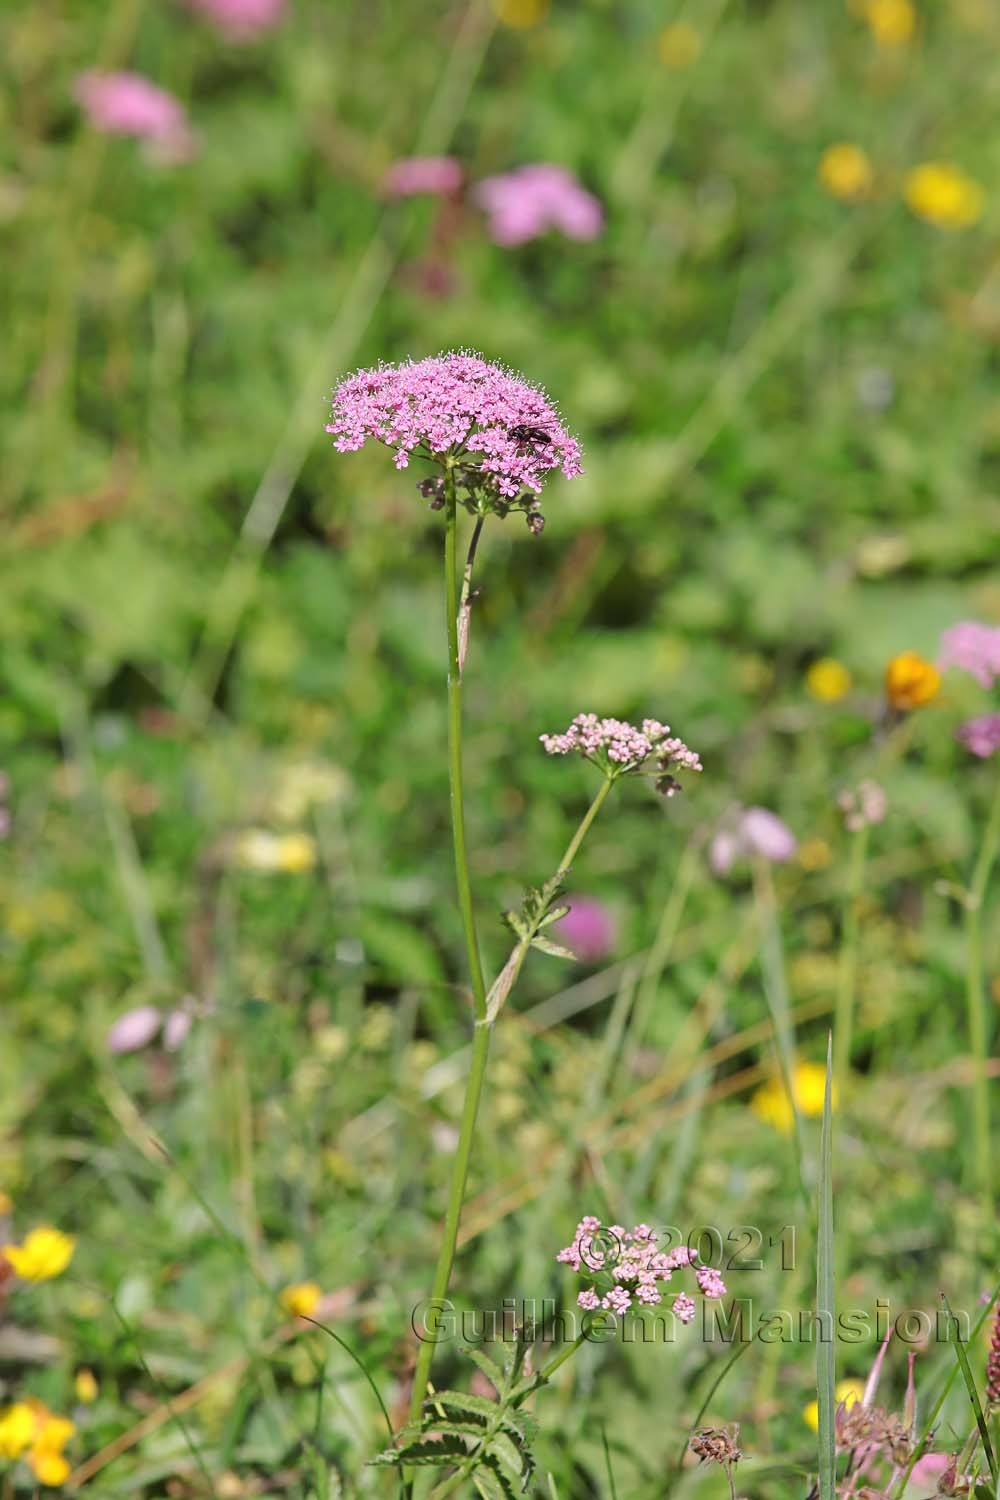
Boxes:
[2,0,1000,1495]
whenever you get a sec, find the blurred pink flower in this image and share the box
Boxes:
[383,156,462,198]
[74,72,195,159]
[475,164,603,246]
[554,895,616,964]
[910,1454,950,1492]
[183,0,285,39]
[162,1008,194,1050]
[710,806,797,874]
[939,621,1000,688]
[107,1005,162,1054]
[957,714,1000,759]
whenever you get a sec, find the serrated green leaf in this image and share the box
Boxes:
[538,905,569,929]
[502,909,528,940]
[369,1434,466,1467]
[529,935,576,960]
[431,1390,497,1422]
[488,1430,534,1493]
[462,1346,506,1393]
[472,1459,517,1500]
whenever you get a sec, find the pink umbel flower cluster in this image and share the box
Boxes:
[327,352,581,529]
[957,714,1000,760]
[183,0,285,38]
[539,714,702,790]
[939,621,1000,688]
[557,1218,727,1321]
[837,779,887,832]
[383,156,463,198]
[710,806,796,874]
[475,164,603,246]
[74,72,195,160]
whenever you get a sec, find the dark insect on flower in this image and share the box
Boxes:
[509,423,552,446]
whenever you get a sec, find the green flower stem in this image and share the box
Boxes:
[833,823,869,1105]
[409,475,490,1425]
[484,775,614,1024]
[966,772,1000,1241]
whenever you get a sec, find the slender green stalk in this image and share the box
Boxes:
[409,475,490,1424]
[966,773,1000,1242]
[833,824,869,1104]
[753,860,810,1216]
[816,1035,836,1500]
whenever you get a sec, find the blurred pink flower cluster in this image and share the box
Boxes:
[940,620,1000,759]
[710,806,797,874]
[74,72,195,161]
[383,155,603,247]
[107,997,204,1054]
[183,0,285,39]
[475,164,603,245]
[553,894,616,963]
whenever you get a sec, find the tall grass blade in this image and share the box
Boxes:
[942,1293,997,1483]
[816,1032,836,1500]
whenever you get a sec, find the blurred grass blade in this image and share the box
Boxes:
[942,1293,997,1483]
[816,1032,836,1500]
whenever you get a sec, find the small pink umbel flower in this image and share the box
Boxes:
[539,714,702,793]
[74,72,195,161]
[557,1216,726,1322]
[475,164,603,246]
[383,156,463,198]
[327,351,582,533]
[182,0,285,40]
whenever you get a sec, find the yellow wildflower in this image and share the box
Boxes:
[818,144,874,201]
[804,1378,866,1431]
[280,1281,322,1319]
[905,163,984,229]
[2,1226,75,1281]
[863,0,916,45]
[751,1062,835,1133]
[658,22,702,68]
[74,1368,99,1404]
[0,1403,36,1459]
[233,830,317,874]
[884,651,941,711]
[490,0,549,26]
[807,658,853,702]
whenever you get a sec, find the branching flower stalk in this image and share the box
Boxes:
[328,352,704,1437]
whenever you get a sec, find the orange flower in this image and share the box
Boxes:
[885,651,940,710]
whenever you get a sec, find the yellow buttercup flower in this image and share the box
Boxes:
[807,658,853,702]
[658,22,702,68]
[863,0,916,45]
[751,1062,835,1133]
[490,0,550,26]
[0,1403,36,1459]
[804,1378,866,1432]
[0,1403,75,1486]
[74,1368,99,1404]
[2,1226,76,1281]
[233,830,318,874]
[280,1281,322,1319]
[905,163,984,229]
[885,651,941,711]
[818,145,874,202]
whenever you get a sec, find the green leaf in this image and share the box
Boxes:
[943,1292,998,1484]
[529,935,576,960]
[488,1430,534,1492]
[538,905,570,929]
[816,1033,836,1500]
[369,1434,467,1467]
[472,1459,517,1500]
[431,1390,497,1422]
[462,1345,506,1393]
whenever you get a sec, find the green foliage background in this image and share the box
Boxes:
[1,0,999,1494]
